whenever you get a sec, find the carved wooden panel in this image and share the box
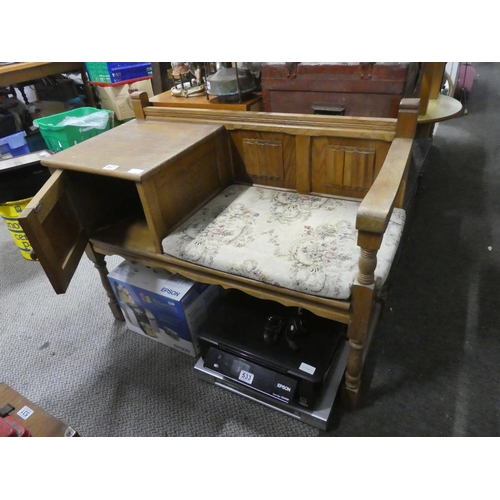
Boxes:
[242,138,284,181]
[325,145,376,192]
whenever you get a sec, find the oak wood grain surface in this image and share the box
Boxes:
[40,119,224,181]
[0,383,75,437]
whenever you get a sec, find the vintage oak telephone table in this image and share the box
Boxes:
[19,92,419,409]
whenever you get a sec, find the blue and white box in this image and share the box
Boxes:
[108,260,220,356]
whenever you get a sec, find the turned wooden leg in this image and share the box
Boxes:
[85,244,124,321]
[342,244,379,410]
[342,284,375,410]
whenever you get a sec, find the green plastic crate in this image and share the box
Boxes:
[86,62,114,83]
[85,62,152,83]
[33,107,113,152]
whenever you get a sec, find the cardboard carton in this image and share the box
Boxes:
[108,259,220,356]
[97,79,153,121]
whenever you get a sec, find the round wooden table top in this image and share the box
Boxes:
[418,94,463,124]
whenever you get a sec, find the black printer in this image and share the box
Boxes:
[197,289,346,409]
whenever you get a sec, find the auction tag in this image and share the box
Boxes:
[238,369,254,385]
[299,362,316,375]
[128,169,144,174]
[17,406,34,420]
[103,164,119,170]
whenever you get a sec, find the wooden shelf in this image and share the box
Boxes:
[91,217,156,254]
[150,91,263,111]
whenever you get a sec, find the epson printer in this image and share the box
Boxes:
[194,290,348,428]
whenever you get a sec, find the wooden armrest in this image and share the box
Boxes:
[356,137,413,234]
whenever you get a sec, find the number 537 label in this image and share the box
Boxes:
[238,370,254,385]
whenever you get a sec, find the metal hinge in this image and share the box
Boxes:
[360,62,375,80]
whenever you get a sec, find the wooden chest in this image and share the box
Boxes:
[262,62,420,117]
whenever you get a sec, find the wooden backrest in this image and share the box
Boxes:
[132,93,419,207]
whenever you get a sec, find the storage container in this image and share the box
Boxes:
[33,107,113,152]
[0,152,52,259]
[261,62,420,117]
[0,159,51,204]
[0,131,29,157]
[0,197,36,260]
[85,62,152,84]
[26,132,48,153]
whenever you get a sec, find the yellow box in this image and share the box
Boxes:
[96,79,154,121]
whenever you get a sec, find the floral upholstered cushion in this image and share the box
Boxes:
[162,185,405,300]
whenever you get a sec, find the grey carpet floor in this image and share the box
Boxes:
[1,62,499,437]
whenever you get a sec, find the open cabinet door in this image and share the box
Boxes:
[18,169,89,294]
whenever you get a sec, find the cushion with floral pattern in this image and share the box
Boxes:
[162,185,405,300]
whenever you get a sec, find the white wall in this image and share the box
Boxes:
[14,85,37,103]
[446,62,461,88]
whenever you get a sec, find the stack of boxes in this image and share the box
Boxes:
[85,62,155,121]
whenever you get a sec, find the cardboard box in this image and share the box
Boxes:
[96,79,154,121]
[108,260,220,356]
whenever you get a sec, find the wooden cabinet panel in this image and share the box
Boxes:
[243,138,284,181]
[311,137,390,199]
[325,145,376,192]
[151,137,229,239]
[18,170,89,294]
[230,131,296,189]
[21,120,231,294]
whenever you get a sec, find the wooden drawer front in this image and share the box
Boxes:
[264,90,402,117]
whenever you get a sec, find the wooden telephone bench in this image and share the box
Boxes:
[19,93,419,410]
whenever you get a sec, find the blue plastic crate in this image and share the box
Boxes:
[0,131,30,157]
[86,62,152,83]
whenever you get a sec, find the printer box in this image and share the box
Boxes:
[108,260,220,356]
